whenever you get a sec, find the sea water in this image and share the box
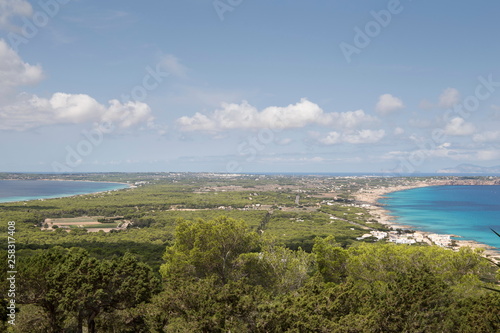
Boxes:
[0,180,130,203]
[380,185,500,249]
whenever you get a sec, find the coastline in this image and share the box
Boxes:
[0,180,132,204]
[355,181,500,261]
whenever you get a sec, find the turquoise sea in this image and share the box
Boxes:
[380,185,500,249]
[0,180,130,203]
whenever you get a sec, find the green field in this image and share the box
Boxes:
[68,223,121,229]
[49,216,103,224]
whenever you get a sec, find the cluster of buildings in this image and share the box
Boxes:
[357,230,453,247]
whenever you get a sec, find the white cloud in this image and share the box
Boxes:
[444,117,475,136]
[177,98,377,132]
[476,150,500,161]
[160,54,187,79]
[0,0,32,31]
[394,127,405,135]
[438,88,460,109]
[440,142,451,148]
[0,39,156,131]
[343,129,386,144]
[473,131,500,143]
[318,131,341,145]
[100,99,154,129]
[0,39,43,92]
[329,109,377,129]
[318,129,385,145]
[0,93,154,131]
[418,88,460,110]
[375,94,404,115]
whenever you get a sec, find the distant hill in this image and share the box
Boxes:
[437,164,500,174]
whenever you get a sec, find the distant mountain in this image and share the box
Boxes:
[437,164,500,174]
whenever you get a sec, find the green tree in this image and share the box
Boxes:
[17,246,68,332]
[160,216,258,284]
[146,277,267,332]
[312,235,348,283]
[17,247,158,333]
[345,243,493,286]
[369,265,454,332]
[257,277,373,332]
[237,242,314,294]
[50,249,158,333]
[452,292,500,332]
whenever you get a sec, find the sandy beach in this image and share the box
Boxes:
[355,181,432,228]
[354,181,500,262]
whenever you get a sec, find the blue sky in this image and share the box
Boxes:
[1,0,500,173]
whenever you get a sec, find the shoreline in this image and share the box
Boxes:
[0,180,132,204]
[355,181,500,261]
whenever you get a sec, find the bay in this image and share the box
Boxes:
[380,185,500,249]
[0,180,130,203]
